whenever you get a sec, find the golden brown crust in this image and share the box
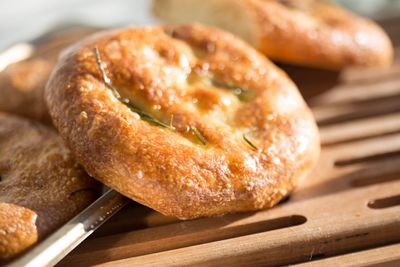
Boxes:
[249,0,393,69]
[0,27,99,123]
[45,24,319,219]
[153,0,394,70]
[0,112,99,262]
[0,204,37,261]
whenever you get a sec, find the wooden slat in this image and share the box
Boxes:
[340,59,400,84]
[313,95,400,126]
[325,133,400,164]
[293,156,400,201]
[320,112,400,146]
[310,77,400,106]
[295,243,400,267]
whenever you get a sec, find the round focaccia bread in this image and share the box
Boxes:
[45,24,320,219]
[153,0,393,70]
[0,113,99,262]
[0,27,99,123]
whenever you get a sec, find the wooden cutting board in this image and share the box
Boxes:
[58,17,400,267]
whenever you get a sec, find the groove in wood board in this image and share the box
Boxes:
[351,169,400,188]
[368,194,400,209]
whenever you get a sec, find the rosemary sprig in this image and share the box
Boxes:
[243,132,258,151]
[211,79,254,102]
[191,125,208,145]
[94,47,121,99]
[94,47,207,145]
[127,103,172,129]
[94,47,171,129]
[169,115,175,129]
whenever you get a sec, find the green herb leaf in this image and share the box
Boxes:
[169,114,175,129]
[191,125,208,145]
[126,102,172,129]
[243,132,258,151]
[94,47,172,129]
[211,79,254,102]
[94,46,121,99]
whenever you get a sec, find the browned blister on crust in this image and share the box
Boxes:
[0,113,99,262]
[0,204,37,261]
[154,0,393,70]
[45,24,320,219]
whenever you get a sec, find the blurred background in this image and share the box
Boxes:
[0,0,399,50]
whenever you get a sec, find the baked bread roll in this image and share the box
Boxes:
[0,113,99,262]
[0,60,53,123]
[153,0,393,70]
[0,27,98,123]
[45,24,319,219]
